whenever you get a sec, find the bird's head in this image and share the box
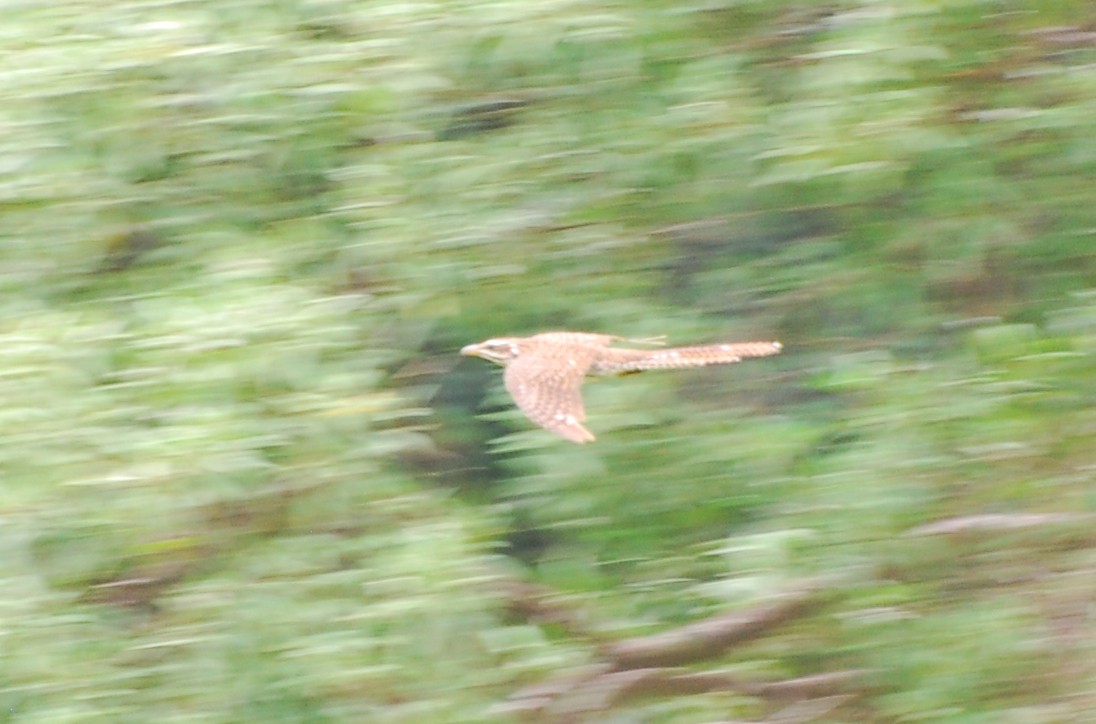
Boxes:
[460,337,522,366]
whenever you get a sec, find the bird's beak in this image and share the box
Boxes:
[460,343,480,357]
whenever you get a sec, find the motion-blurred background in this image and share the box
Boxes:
[3,1,1096,721]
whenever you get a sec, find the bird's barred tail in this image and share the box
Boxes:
[604,341,782,372]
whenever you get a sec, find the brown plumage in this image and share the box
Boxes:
[461,332,782,443]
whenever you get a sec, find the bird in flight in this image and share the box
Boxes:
[461,332,782,443]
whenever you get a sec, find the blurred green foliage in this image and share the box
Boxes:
[3,0,1096,720]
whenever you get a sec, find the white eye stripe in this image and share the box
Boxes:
[482,339,520,357]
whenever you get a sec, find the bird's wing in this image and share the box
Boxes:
[503,354,595,443]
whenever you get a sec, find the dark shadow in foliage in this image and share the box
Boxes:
[437,98,530,141]
[95,227,166,274]
[78,480,334,612]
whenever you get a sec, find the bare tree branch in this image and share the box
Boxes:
[504,667,865,722]
[907,513,1091,536]
[600,580,836,669]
